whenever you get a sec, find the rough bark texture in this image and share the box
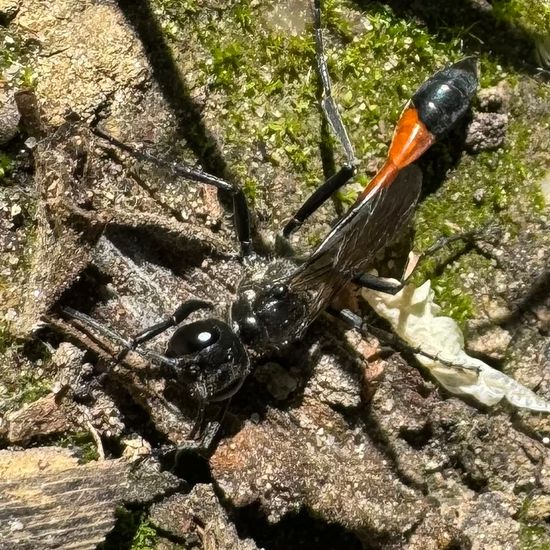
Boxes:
[0,447,181,550]
[0,0,549,549]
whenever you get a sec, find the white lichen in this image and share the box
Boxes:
[362,280,550,412]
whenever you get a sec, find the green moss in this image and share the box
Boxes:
[149,0,474,208]
[322,0,356,40]
[317,1,467,194]
[419,253,486,324]
[478,56,513,88]
[493,0,550,39]
[0,355,51,409]
[209,40,246,89]
[242,175,258,203]
[99,508,158,550]
[411,77,550,322]
[0,217,39,307]
[18,380,51,404]
[518,496,550,549]
[335,186,359,208]
[0,30,36,88]
[0,321,12,354]
[0,368,51,413]
[0,152,14,180]
[145,0,550,322]
[0,324,54,412]
[18,65,37,89]
[520,525,550,550]
[56,433,100,463]
[130,520,158,550]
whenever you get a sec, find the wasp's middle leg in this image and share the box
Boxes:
[283,0,358,237]
[328,307,480,374]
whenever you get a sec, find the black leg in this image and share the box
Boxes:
[146,411,224,465]
[352,250,417,294]
[93,128,253,257]
[312,0,356,163]
[64,306,226,457]
[130,419,222,469]
[169,419,222,459]
[283,0,358,237]
[176,419,222,456]
[62,306,183,371]
[353,272,404,295]
[354,227,491,295]
[283,166,356,237]
[187,393,231,441]
[414,226,505,267]
[328,307,480,373]
[421,231,477,257]
[187,400,206,440]
[117,299,212,361]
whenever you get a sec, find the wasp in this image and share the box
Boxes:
[61,0,478,449]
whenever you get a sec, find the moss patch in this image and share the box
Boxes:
[0,328,53,413]
[55,433,100,463]
[492,0,550,39]
[519,523,550,550]
[412,80,550,320]
[0,152,14,180]
[0,29,37,88]
[99,508,159,550]
[146,0,550,322]
[148,0,474,208]
[518,496,550,549]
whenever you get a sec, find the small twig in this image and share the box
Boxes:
[84,417,105,461]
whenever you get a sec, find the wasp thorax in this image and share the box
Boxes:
[232,282,307,349]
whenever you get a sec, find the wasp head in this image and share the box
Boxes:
[166,318,250,402]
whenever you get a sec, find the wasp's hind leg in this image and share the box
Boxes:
[352,248,419,294]
[92,128,253,257]
[419,225,504,265]
[283,0,358,238]
[329,307,480,374]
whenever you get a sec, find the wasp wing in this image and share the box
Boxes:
[288,164,423,316]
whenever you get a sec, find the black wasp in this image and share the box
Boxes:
[62,0,478,450]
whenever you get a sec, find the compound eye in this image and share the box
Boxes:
[167,321,221,356]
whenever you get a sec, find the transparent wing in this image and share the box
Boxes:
[287,164,423,315]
